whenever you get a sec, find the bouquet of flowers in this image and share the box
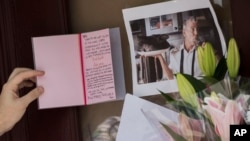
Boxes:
[143,38,250,141]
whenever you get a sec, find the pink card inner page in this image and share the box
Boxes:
[81,29,116,104]
[33,34,85,109]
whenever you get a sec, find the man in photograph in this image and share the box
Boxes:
[157,16,204,80]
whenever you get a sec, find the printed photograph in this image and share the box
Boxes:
[123,0,226,96]
[130,8,223,84]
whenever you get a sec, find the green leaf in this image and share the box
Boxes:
[171,101,203,119]
[181,73,207,93]
[201,76,219,86]
[213,57,227,81]
[158,90,175,103]
[160,122,187,141]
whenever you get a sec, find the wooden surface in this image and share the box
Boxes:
[231,0,250,77]
[0,0,81,141]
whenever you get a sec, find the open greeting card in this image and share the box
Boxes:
[32,28,126,109]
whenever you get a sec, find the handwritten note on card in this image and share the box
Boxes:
[81,29,116,104]
[33,28,124,109]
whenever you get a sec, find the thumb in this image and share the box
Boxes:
[20,86,44,106]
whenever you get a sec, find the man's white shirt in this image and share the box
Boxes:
[168,44,202,77]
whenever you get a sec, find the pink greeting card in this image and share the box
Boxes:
[32,28,125,109]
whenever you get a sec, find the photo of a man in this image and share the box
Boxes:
[130,9,223,82]
[123,0,226,96]
[171,17,202,76]
[157,16,205,80]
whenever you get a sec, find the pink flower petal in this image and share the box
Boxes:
[204,97,221,109]
[204,99,244,141]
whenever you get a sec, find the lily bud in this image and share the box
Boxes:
[210,91,221,105]
[227,38,240,79]
[197,46,206,74]
[203,42,217,77]
[176,73,198,108]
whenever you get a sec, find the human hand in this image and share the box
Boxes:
[155,54,174,80]
[0,68,45,135]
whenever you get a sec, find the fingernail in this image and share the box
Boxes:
[40,71,45,75]
[37,86,44,93]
